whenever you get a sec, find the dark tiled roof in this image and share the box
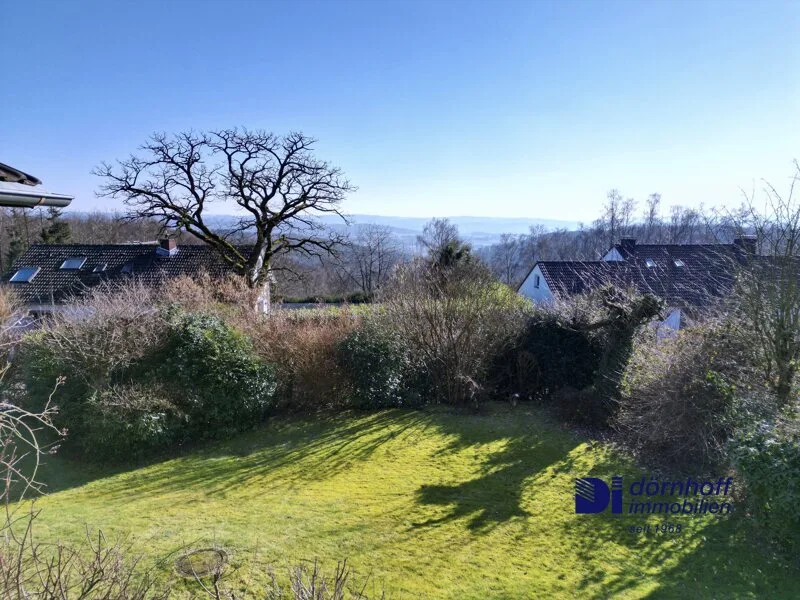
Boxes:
[537,243,746,309]
[1,244,243,305]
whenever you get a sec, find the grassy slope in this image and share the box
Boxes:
[27,406,799,599]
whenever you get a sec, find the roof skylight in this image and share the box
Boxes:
[9,267,40,283]
[92,263,107,273]
[645,258,656,268]
[60,256,87,270]
[674,259,685,267]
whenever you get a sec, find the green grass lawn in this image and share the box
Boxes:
[25,405,799,598]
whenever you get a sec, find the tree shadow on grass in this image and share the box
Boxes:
[38,409,436,499]
[553,470,800,598]
[411,407,582,532]
[643,516,800,598]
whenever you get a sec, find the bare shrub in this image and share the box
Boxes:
[726,162,800,407]
[0,287,23,359]
[27,281,167,391]
[162,272,259,314]
[381,259,528,405]
[0,286,20,326]
[239,309,359,410]
[618,320,767,468]
[188,557,381,600]
[0,525,166,600]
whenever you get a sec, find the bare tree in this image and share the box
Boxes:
[598,190,636,248]
[668,205,703,244]
[490,233,524,286]
[417,218,471,269]
[730,162,800,407]
[335,225,400,297]
[643,193,662,243]
[94,129,356,312]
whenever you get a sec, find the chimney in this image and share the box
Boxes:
[156,238,178,257]
[734,235,757,255]
[619,238,636,257]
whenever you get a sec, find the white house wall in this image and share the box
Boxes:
[603,248,624,261]
[518,265,554,304]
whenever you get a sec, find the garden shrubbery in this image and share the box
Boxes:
[618,321,767,468]
[18,285,278,459]
[731,419,800,555]
[157,310,278,439]
[239,307,358,411]
[337,320,425,408]
[8,249,800,557]
[493,285,661,426]
[381,257,530,405]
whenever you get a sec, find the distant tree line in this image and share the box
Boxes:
[482,191,740,286]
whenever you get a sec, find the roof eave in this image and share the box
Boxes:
[0,188,73,208]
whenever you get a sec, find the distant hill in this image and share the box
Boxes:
[202,213,581,248]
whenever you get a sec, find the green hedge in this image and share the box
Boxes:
[336,322,426,408]
[731,422,800,555]
[157,311,278,438]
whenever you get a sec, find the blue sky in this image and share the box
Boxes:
[2,0,798,222]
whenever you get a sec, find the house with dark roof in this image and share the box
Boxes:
[518,237,756,329]
[1,240,243,312]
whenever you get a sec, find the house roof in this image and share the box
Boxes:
[1,243,243,305]
[0,162,41,186]
[0,162,73,208]
[533,242,746,309]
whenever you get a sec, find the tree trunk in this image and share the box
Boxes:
[256,277,271,314]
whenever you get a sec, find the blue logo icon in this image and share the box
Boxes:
[575,476,623,514]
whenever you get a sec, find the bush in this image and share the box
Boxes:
[492,286,660,426]
[281,292,372,304]
[158,310,278,438]
[76,385,180,458]
[337,321,424,408]
[381,259,529,405]
[18,283,171,458]
[493,311,600,401]
[238,308,358,410]
[0,286,22,361]
[17,285,278,459]
[731,420,800,555]
[618,321,766,468]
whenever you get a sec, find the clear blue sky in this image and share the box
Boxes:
[2,0,798,222]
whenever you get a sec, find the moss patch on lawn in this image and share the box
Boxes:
[25,405,800,598]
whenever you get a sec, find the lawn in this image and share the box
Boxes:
[25,405,799,598]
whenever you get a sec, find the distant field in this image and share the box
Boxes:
[26,406,799,598]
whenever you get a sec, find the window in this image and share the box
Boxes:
[673,259,685,267]
[92,263,107,273]
[121,262,134,274]
[10,267,40,283]
[645,258,656,268]
[534,275,540,289]
[60,256,87,270]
